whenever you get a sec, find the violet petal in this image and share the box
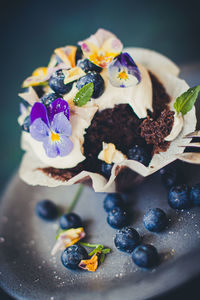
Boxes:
[30,118,50,142]
[51,112,72,136]
[43,136,59,158]
[30,102,49,126]
[56,135,73,156]
[48,98,70,123]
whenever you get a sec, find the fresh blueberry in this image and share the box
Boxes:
[132,244,159,268]
[59,212,83,230]
[104,193,124,212]
[49,69,73,95]
[40,92,61,106]
[190,183,200,206]
[107,207,129,229]
[33,85,44,98]
[76,71,105,98]
[61,244,88,270]
[160,165,179,189]
[101,162,113,179]
[143,208,168,232]
[35,200,58,221]
[75,45,83,64]
[77,59,102,73]
[127,145,150,166]
[22,115,30,132]
[168,184,191,210]
[114,226,140,253]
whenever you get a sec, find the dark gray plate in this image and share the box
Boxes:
[1,163,200,300]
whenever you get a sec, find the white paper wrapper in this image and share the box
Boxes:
[19,48,197,193]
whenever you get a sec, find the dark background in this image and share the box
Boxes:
[0,0,200,299]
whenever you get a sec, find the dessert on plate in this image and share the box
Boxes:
[18,28,197,192]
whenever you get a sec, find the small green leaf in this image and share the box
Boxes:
[102,248,111,254]
[73,82,94,107]
[100,253,105,264]
[174,85,200,116]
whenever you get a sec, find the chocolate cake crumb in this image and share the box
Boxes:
[40,72,174,181]
[140,108,175,154]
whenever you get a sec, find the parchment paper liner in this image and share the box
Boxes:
[19,48,197,193]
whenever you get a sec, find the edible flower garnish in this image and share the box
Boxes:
[54,46,77,68]
[98,142,127,164]
[108,52,141,88]
[62,67,85,85]
[79,242,111,272]
[78,28,123,68]
[30,99,73,158]
[51,227,85,256]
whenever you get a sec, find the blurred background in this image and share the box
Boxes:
[0,0,200,299]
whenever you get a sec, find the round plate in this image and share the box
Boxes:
[0,163,200,300]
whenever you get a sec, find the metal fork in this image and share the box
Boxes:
[176,130,200,164]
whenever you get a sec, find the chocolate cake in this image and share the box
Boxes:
[18,28,197,193]
[41,72,174,182]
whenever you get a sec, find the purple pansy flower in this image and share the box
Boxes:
[108,52,141,88]
[29,99,73,158]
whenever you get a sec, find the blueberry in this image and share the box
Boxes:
[104,193,124,212]
[76,71,105,98]
[107,207,129,229]
[101,162,113,179]
[22,115,30,132]
[132,244,159,268]
[77,59,102,73]
[49,70,73,95]
[114,226,140,253]
[59,213,83,230]
[61,244,88,270]
[40,92,61,106]
[75,46,83,64]
[160,165,178,189]
[190,183,200,206]
[35,200,58,221]
[168,184,191,210]
[127,145,150,166]
[143,208,168,232]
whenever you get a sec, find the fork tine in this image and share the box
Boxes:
[179,142,200,148]
[177,153,200,164]
[183,130,200,138]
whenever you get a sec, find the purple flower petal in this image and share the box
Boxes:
[51,112,72,136]
[108,52,141,88]
[30,118,50,141]
[56,135,73,156]
[48,98,70,123]
[43,137,59,158]
[30,102,49,126]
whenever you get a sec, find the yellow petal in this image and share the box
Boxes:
[32,67,47,77]
[62,227,85,247]
[22,67,48,88]
[104,143,116,164]
[63,67,85,85]
[54,48,71,67]
[79,253,98,272]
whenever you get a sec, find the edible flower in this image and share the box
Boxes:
[29,98,73,158]
[98,142,127,164]
[51,227,85,256]
[79,253,99,272]
[108,52,141,88]
[79,242,111,272]
[78,28,123,68]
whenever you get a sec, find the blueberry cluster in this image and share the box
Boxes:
[104,193,160,268]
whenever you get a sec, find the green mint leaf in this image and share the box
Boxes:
[73,82,94,107]
[100,253,105,264]
[174,85,200,115]
[102,248,111,254]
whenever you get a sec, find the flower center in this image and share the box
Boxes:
[118,70,128,80]
[89,52,114,67]
[51,131,60,142]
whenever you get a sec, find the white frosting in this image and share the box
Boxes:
[94,64,153,118]
[165,115,184,141]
